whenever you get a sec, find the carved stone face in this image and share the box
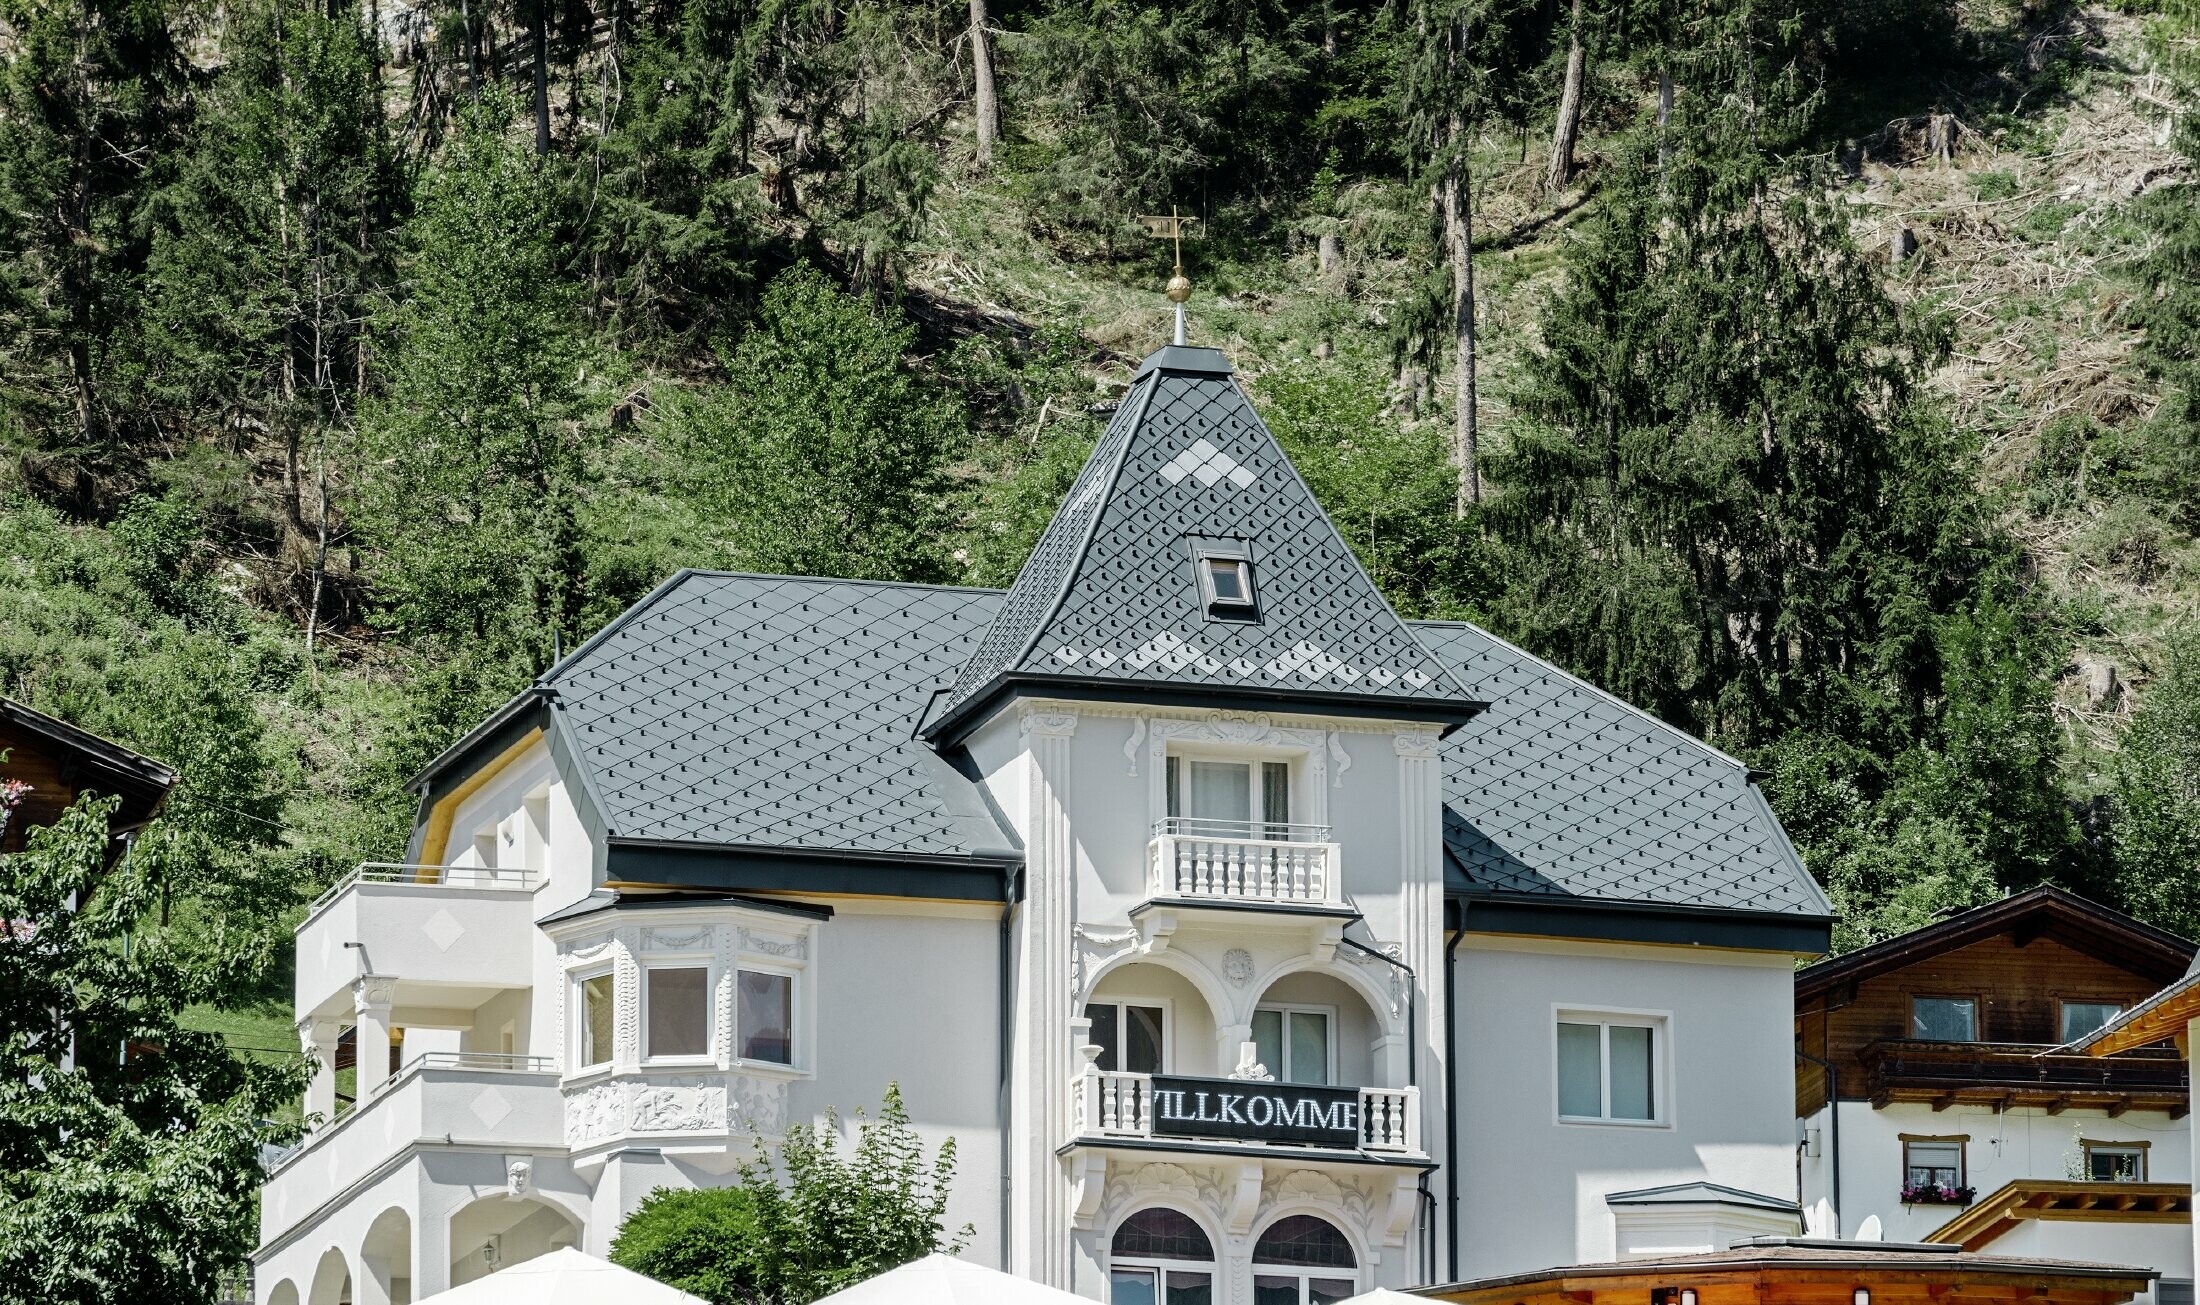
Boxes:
[506,1160,532,1197]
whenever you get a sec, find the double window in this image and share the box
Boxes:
[1166,755,1290,838]
[1911,996,1978,1042]
[1251,1006,1332,1086]
[1109,1208,1214,1304]
[1557,1013,1662,1124]
[1903,1138,1964,1189]
[2062,1000,2124,1043]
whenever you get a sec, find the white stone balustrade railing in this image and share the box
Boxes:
[1071,1068,1420,1155]
[1146,819,1340,906]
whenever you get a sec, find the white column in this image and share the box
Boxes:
[300,1016,341,1121]
[2187,1018,2198,1286]
[1015,706,1079,1288]
[1395,728,1446,1274]
[353,976,397,1093]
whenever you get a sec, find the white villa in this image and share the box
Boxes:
[255,340,1837,1305]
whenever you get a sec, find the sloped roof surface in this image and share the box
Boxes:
[1412,621,1830,918]
[545,572,1014,858]
[940,347,1473,726]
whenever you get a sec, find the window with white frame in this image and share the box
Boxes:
[1165,754,1291,838]
[1556,1012,1662,1123]
[1086,1000,1167,1074]
[1252,1215,1356,1305]
[644,963,712,1061]
[576,971,615,1070]
[1251,1005,1333,1085]
[736,968,795,1066]
[1903,1137,1964,1189]
[2084,1141,2147,1182]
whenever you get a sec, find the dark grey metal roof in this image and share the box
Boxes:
[542,571,1018,860]
[1412,621,1831,920]
[932,346,1479,738]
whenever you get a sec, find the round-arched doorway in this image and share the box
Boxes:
[1252,1213,1356,1304]
[1108,1207,1216,1303]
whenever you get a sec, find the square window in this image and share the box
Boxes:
[1904,1139,1963,1189]
[1205,557,1252,605]
[579,972,615,1069]
[1557,1015,1662,1123]
[2062,1001,2123,1043]
[1911,996,1977,1042]
[737,969,794,1065]
[646,965,711,1060]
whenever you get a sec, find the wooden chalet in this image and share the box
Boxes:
[0,696,177,862]
[1796,888,2196,1120]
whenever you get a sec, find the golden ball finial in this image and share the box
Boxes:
[1166,273,1192,303]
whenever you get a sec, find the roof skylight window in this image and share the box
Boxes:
[1193,543,1259,620]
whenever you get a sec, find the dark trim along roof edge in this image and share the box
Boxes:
[539,889,835,929]
[604,837,1021,903]
[0,698,178,800]
[405,686,557,797]
[1452,892,1833,955]
[1603,1182,1801,1212]
[923,673,1487,747]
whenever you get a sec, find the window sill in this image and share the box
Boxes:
[1556,1114,1669,1129]
[562,1063,616,1088]
[730,1057,808,1080]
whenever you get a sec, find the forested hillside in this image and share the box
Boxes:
[1,0,2197,1040]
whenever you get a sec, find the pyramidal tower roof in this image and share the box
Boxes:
[927,345,1484,742]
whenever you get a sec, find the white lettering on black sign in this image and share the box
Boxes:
[1147,1075,1362,1147]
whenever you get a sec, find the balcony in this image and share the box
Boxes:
[296,863,540,1018]
[1861,1039,2190,1115]
[260,1052,561,1245]
[1071,1068,1420,1155]
[1145,818,1342,907]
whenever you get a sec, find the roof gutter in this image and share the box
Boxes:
[922,673,1487,749]
[404,684,559,796]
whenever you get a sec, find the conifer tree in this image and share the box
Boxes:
[357,90,593,660]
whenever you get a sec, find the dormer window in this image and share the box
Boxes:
[1192,540,1258,620]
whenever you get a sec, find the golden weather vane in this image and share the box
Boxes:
[1138,206,1199,345]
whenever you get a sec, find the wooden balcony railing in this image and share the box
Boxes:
[1861,1039,2188,1115]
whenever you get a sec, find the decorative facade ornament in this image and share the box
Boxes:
[351,975,396,1011]
[644,926,713,951]
[1326,731,1353,787]
[736,926,808,960]
[729,1073,790,1136]
[1124,715,1148,776]
[564,1083,624,1148]
[1338,939,1408,1021]
[560,936,615,962]
[631,1078,729,1133]
[1021,707,1080,738]
[1392,729,1440,758]
[1070,924,1145,1000]
[1222,948,1255,987]
[505,1157,533,1199]
[1206,711,1279,745]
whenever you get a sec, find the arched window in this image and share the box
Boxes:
[1252,1214,1356,1304]
[1110,1207,1215,1304]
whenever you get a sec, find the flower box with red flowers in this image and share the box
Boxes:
[1900,1183,1974,1206]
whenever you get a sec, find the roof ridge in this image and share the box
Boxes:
[991,371,1161,689]
[666,569,1009,595]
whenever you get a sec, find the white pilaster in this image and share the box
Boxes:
[352,976,397,1093]
[1395,727,1446,1278]
[1015,706,1079,1288]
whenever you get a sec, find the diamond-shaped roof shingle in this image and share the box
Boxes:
[1411,620,1829,917]
[930,346,1479,739]
[545,572,1015,858]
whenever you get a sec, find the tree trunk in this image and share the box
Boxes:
[969,0,999,165]
[532,0,551,153]
[1444,116,1480,515]
[1657,67,1673,171]
[460,0,480,98]
[1547,0,1587,191]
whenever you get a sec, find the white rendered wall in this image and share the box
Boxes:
[1800,1099,2191,1243]
[1451,935,1801,1274]
[1978,1217,2191,1303]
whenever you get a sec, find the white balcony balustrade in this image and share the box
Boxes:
[295,863,540,1019]
[260,1052,561,1247]
[1146,818,1341,906]
[1071,1067,1420,1155]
